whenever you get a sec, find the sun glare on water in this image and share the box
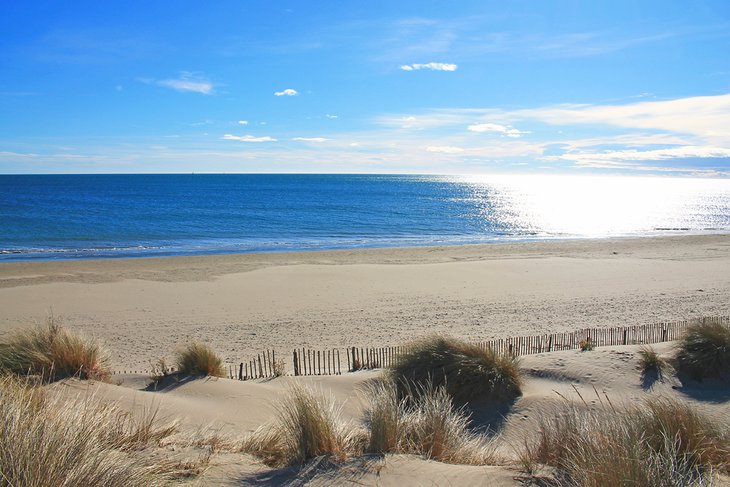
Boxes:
[458,175,730,238]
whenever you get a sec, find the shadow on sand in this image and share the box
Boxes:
[235,456,384,487]
[143,372,213,392]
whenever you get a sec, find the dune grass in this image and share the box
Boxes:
[242,384,361,467]
[389,335,521,404]
[676,321,730,380]
[0,375,180,486]
[174,341,225,377]
[0,319,111,382]
[522,396,730,486]
[365,378,496,464]
[638,346,670,382]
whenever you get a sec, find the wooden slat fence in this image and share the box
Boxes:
[232,350,282,381]
[117,317,729,377]
[477,318,730,356]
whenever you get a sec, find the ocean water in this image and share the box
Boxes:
[1,174,729,261]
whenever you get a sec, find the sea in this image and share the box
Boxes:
[1,174,729,261]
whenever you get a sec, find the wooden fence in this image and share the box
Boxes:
[475,317,729,356]
[280,316,730,379]
[115,316,729,378]
[229,350,282,380]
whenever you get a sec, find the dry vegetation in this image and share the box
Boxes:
[0,376,179,486]
[0,318,111,382]
[241,384,361,467]
[389,335,522,404]
[638,346,670,381]
[676,321,730,380]
[174,341,225,377]
[521,395,730,486]
[365,378,496,464]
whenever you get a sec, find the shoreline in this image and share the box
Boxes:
[2,233,729,287]
[1,234,729,370]
[2,229,729,265]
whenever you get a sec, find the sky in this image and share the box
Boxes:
[1,1,730,176]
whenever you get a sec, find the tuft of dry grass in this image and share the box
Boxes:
[676,321,730,380]
[0,318,111,382]
[389,335,522,404]
[638,346,670,382]
[241,384,362,467]
[522,395,730,486]
[0,376,180,486]
[364,378,497,465]
[175,341,225,377]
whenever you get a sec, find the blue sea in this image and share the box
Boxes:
[1,174,729,261]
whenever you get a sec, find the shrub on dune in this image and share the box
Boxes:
[389,335,522,404]
[676,321,730,380]
[242,384,360,466]
[0,319,111,382]
[175,341,225,377]
[0,376,178,486]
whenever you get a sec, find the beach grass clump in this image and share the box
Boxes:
[0,375,179,486]
[638,346,669,382]
[365,378,496,464]
[0,318,111,382]
[389,335,521,404]
[522,396,730,486]
[676,321,730,380]
[175,341,225,377]
[242,384,360,467]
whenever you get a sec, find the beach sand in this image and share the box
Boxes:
[1,234,729,371]
[3,234,729,485]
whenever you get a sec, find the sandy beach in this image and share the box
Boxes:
[2,234,730,486]
[1,234,728,372]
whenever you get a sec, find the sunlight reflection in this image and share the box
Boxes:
[457,175,730,238]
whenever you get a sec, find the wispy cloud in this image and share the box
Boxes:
[238,120,249,125]
[516,93,730,143]
[370,92,730,174]
[400,62,458,71]
[326,114,339,119]
[551,146,730,168]
[426,145,464,153]
[221,134,277,142]
[141,72,214,94]
[467,123,529,138]
[292,137,330,142]
[274,88,298,96]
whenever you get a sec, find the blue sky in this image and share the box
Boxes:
[1,1,729,175]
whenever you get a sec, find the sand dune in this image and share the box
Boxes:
[45,340,729,486]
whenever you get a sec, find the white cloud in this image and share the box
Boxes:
[467,123,529,138]
[292,137,330,142]
[427,145,465,153]
[556,145,730,165]
[400,62,458,71]
[153,72,213,94]
[274,88,298,96]
[238,120,249,125]
[221,134,277,142]
[517,93,730,143]
[326,114,339,119]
